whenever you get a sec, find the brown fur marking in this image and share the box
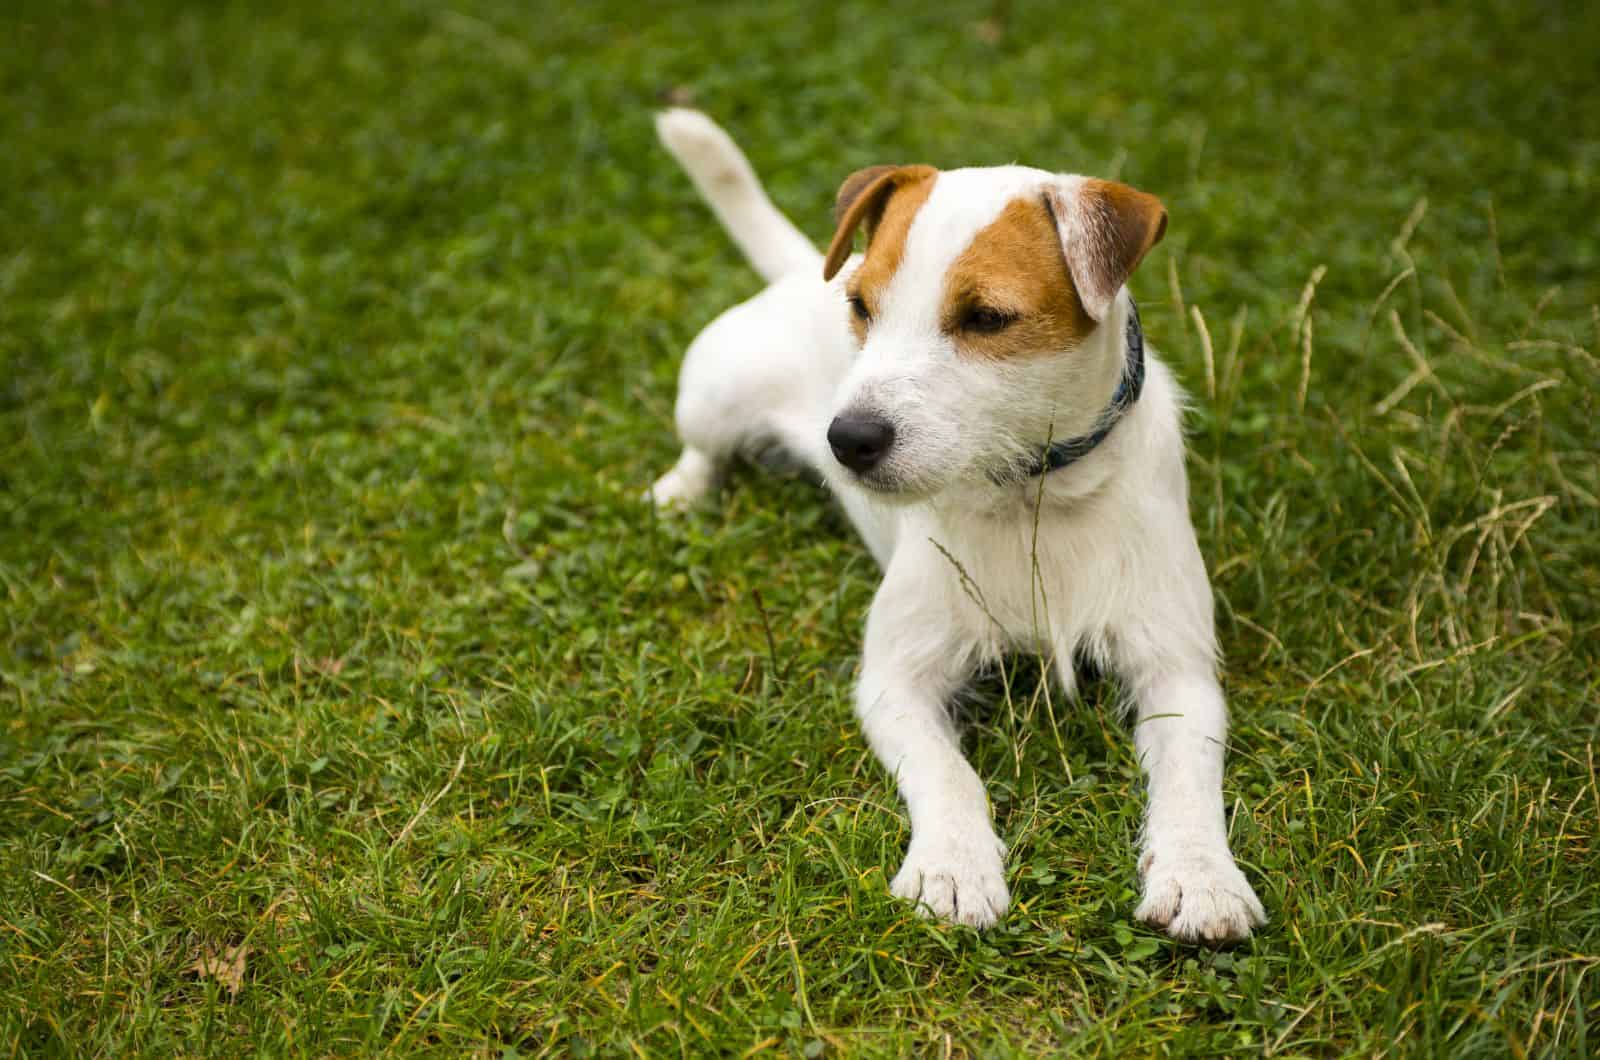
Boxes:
[1049,178,1168,322]
[825,165,938,284]
[941,196,1092,359]
[833,165,899,226]
[837,167,938,342]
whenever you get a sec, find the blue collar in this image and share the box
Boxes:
[1020,297,1145,478]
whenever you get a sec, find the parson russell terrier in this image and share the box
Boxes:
[647,109,1266,942]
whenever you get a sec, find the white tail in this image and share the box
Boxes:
[655,109,822,283]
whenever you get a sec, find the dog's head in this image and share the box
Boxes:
[820,164,1166,499]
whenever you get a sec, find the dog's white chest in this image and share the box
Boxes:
[891,501,1119,660]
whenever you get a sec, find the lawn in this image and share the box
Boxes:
[2,0,1598,1054]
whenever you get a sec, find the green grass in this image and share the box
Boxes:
[3,0,1598,1054]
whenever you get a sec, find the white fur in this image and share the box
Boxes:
[648,110,1266,941]
[655,109,820,284]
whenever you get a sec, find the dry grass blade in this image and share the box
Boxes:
[1293,265,1326,412]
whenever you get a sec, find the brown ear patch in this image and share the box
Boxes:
[833,165,899,226]
[941,195,1093,359]
[1046,178,1167,322]
[823,164,938,282]
[838,169,937,343]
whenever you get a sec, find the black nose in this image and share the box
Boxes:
[827,414,895,473]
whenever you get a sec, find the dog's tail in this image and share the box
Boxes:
[656,108,822,284]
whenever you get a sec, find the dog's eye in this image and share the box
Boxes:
[962,306,1012,334]
[847,296,872,324]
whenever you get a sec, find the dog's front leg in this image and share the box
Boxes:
[856,590,1008,928]
[1130,669,1267,943]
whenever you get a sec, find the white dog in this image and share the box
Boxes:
[648,109,1266,943]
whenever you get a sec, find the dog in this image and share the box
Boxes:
[647,109,1266,943]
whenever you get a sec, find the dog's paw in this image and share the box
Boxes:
[1135,843,1266,944]
[646,450,716,510]
[890,828,1010,929]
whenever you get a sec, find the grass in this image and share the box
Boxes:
[2,0,1598,1054]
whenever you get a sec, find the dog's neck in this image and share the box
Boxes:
[1019,296,1145,479]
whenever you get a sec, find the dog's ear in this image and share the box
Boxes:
[1044,177,1168,323]
[823,165,936,281]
